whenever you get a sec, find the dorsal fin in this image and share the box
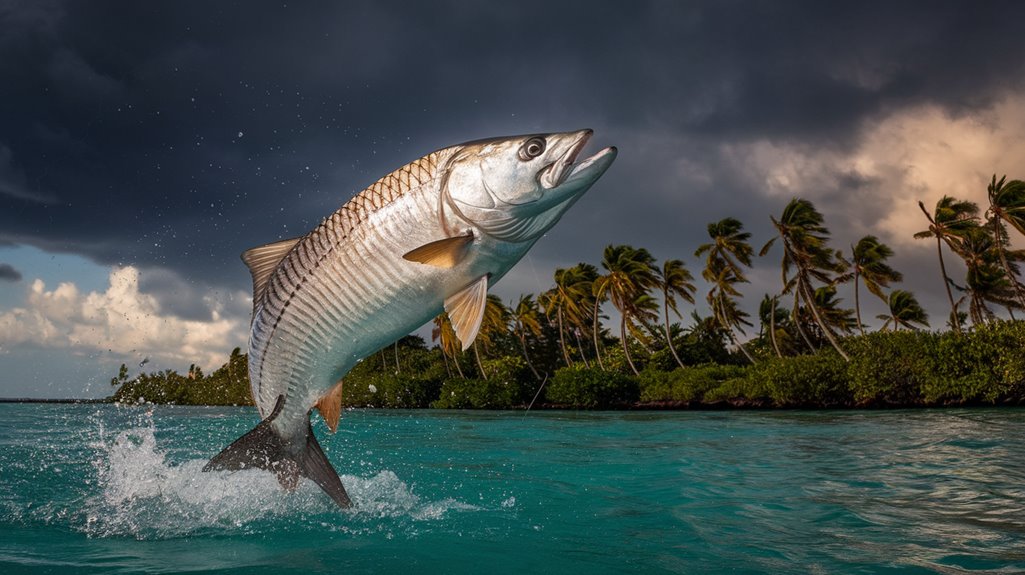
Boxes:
[315,379,344,433]
[444,274,489,351]
[402,233,473,268]
[241,237,301,311]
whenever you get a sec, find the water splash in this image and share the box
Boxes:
[79,421,477,540]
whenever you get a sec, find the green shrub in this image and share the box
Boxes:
[545,365,638,408]
[431,376,525,409]
[703,374,771,404]
[343,373,441,408]
[926,322,1025,404]
[846,331,937,406]
[755,352,851,407]
[638,364,749,402]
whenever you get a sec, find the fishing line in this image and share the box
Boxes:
[524,374,548,415]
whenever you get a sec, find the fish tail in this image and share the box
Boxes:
[202,395,352,508]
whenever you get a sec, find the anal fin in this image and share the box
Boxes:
[315,379,344,433]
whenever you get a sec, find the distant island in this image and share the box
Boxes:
[109,193,1025,410]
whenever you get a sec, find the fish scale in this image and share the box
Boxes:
[204,130,616,508]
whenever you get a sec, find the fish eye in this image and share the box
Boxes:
[518,137,546,161]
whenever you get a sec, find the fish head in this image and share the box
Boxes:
[442,130,617,243]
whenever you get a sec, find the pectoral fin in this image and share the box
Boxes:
[402,233,473,268]
[445,274,489,351]
[315,379,344,433]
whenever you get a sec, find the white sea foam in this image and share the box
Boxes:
[81,422,477,539]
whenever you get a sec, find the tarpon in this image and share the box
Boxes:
[204,130,617,507]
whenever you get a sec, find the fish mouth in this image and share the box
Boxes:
[539,129,617,190]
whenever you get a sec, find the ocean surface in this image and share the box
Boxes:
[1,404,1023,574]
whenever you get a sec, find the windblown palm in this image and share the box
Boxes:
[548,264,597,367]
[697,218,756,363]
[511,294,544,381]
[761,198,850,361]
[704,257,755,363]
[594,245,659,375]
[811,285,857,336]
[843,235,903,335]
[657,259,696,368]
[695,218,754,280]
[957,226,1019,325]
[877,290,929,331]
[986,174,1025,309]
[914,196,980,333]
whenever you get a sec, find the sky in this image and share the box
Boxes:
[2,0,1025,398]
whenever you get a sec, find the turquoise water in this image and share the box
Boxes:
[1,404,1023,574]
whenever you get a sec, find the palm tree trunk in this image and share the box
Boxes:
[663,305,684,368]
[792,295,817,352]
[394,341,400,374]
[621,313,639,375]
[854,269,865,336]
[473,342,488,380]
[592,299,606,371]
[453,352,465,379]
[769,296,783,358]
[517,330,542,381]
[715,298,754,365]
[573,329,591,368]
[936,237,962,334]
[800,279,850,361]
[440,348,452,378]
[557,308,572,367]
[729,326,756,364]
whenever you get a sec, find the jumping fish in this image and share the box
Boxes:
[204,130,617,507]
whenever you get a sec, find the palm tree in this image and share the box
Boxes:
[842,235,903,335]
[547,265,597,367]
[695,217,754,280]
[759,294,790,358]
[594,245,660,375]
[657,259,696,368]
[956,226,1019,325]
[914,196,980,334]
[432,312,464,378]
[697,218,756,363]
[811,285,857,336]
[704,257,755,363]
[985,174,1025,310]
[624,291,662,362]
[877,290,929,331]
[761,198,850,361]
[511,294,544,381]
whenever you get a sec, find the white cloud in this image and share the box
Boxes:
[0,266,248,370]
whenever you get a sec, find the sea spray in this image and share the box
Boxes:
[77,412,479,540]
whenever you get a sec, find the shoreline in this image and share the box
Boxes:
[4,397,1023,410]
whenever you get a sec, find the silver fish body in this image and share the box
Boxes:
[205,130,616,507]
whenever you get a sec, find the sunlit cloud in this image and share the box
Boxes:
[0,266,248,369]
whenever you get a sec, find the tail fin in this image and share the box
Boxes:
[203,395,352,508]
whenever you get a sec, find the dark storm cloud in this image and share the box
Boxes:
[1,0,1024,304]
[0,263,22,282]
